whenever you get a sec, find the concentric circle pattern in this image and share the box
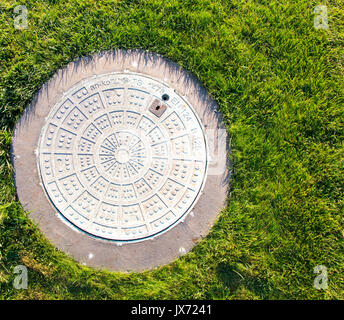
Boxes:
[38,73,207,241]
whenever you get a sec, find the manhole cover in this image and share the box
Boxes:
[38,72,207,242]
[12,50,228,271]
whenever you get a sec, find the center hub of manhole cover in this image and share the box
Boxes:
[115,148,130,164]
[38,72,207,242]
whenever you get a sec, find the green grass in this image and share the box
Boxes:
[0,0,343,299]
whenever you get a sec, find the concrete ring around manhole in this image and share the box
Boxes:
[12,49,230,272]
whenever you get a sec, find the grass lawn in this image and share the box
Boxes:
[0,0,343,299]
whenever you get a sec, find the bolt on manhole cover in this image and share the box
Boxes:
[12,50,229,271]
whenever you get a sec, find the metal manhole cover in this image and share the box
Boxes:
[12,50,228,271]
[38,73,207,242]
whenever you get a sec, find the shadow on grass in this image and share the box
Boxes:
[216,262,274,299]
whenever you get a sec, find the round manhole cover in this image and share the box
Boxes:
[38,72,207,242]
[12,50,228,271]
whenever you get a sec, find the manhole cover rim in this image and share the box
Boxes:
[12,49,228,272]
[36,71,210,243]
